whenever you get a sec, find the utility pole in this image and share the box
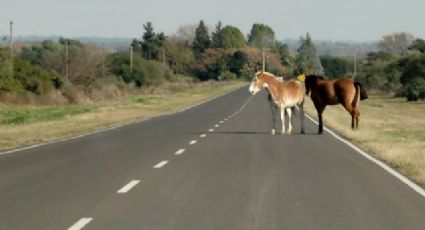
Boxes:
[9,20,13,75]
[65,40,69,79]
[129,46,133,72]
[353,50,357,79]
[262,48,265,72]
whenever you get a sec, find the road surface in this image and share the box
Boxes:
[0,87,424,230]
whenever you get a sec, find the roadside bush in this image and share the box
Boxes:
[406,77,425,101]
[219,71,237,81]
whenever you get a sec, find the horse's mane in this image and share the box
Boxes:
[305,74,325,80]
[256,71,276,78]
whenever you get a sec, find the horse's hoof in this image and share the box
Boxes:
[280,131,286,135]
[287,129,292,134]
[271,129,276,135]
[301,130,305,135]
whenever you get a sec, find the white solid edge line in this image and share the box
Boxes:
[68,218,93,230]
[189,140,197,145]
[200,134,207,138]
[117,180,140,194]
[175,149,185,155]
[153,160,168,168]
[305,114,425,198]
[0,84,249,156]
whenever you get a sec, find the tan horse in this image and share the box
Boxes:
[302,74,368,134]
[249,71,305,134]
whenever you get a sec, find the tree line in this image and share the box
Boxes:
[1,21,423,103]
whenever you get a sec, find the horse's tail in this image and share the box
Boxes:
[354,82,368,101]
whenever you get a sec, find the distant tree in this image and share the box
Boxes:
[320,55,350,78]
[140,22,165,60]
[247,23,275,49]
[398,55,425,86]
[192,20,210,55]
[211,21,224,48]
[408,38,425,54]
[130,39,142,53]
[221,26,246,49]
[228,50,248,77]
[406,77,425,101]
[193,48,227,80]
[276,42,294,73]
[163,37,195,75]
[295,33,323,75]
[378,32,415,53]
[176,24,197,44]
[141,22,156,60]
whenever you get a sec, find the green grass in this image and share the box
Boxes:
[0,105,96,125]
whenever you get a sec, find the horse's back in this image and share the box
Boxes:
[284,80,304,103]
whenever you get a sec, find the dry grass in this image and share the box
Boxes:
[0,81,246,152]
[304,93,425,186]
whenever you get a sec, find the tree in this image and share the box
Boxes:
[247,23,275,49]
[398,55,425,86]
[320,55,350,78]
[228,50,248,77]
[192,20,210,55]
[408,39,425,54]
[221,26,246,49]
[276,42,294,72]
[406,77,425,101]
[163,37,195,75]
[378,32,415,53]
[211,21,224,48]
[141,22,156,60]
[176,24,197,44]
[130,39,142,53]
[295,33,323,75]
[140,22,165,60]
[193,48,227,81]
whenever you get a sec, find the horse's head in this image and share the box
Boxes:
[304,74,323,95]
[249,71,268,95]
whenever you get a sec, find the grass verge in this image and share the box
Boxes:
[0,81,246,152]
[304,93,425,186]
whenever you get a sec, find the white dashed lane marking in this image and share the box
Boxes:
[208,129,214,132]
[153,161,168,168]
[189,140,197,145]
[200,134,207,138]
[175,149,185,155]
[220,121,224,124]
[214,124,219,127]
[68,218,93,230]
[117,180,140,194]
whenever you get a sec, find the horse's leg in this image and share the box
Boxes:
[355,107,360,130]
[268,93,277,134]
[280,107,286,134]
[345,103,356,130]
[315,104,325,134]
[271,104,278,134]
[299,100,305,134]
[286,107,292,134]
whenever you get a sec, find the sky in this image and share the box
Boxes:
[0,0,424,41]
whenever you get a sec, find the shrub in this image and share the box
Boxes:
[406,77,425,101]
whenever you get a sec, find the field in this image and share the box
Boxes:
[0,81,246,152]
[304,93,425,186]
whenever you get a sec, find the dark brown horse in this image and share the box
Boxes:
[302,74,368,134]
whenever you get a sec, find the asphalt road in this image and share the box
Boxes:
[0,87,424,230]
